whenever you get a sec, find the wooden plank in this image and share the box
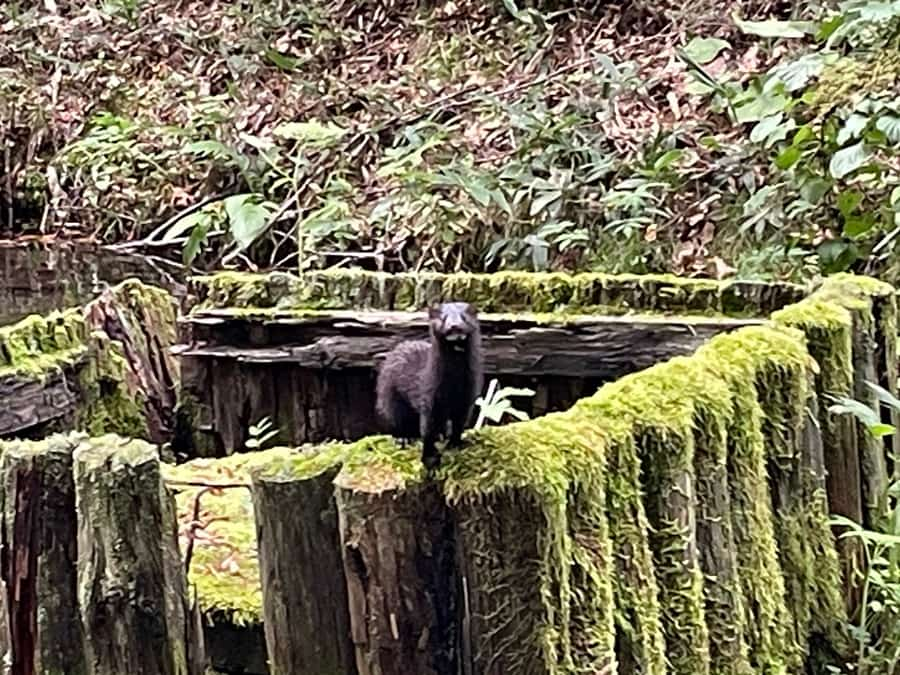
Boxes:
[175,310,763,380]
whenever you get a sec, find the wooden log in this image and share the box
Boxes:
[74,435,194,675]
[84,280,180,443]
[335,467,456,675]
[178,309,762,379]
[0,433,86,675]
[0,363,83,437]
[250,455,356,675]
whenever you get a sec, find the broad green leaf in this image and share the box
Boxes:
[273,120,347,148]
[842,214,876,239]
[817,239,859,273]
[876,115,900,143]
[683,37,730,64]
[775,146,801,170]
[836,189,863,217]
[733,15,817,38]
[224,194,274,251]
[829,142,871,179]
[766,54,826,92]
[836,114,869,146]
[530,190,562,216]
[800,177,831,204]
[750,114,783,143]
[735,91,789,123]
[463,178,492,207]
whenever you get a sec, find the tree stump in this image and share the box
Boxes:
[73,435,193,675]
[0,433,86,675]
[250,454,356,675]
[335,465,456,675]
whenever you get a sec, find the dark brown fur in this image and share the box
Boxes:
[375,302,484,469]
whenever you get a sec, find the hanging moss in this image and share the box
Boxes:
[191,269,806,317]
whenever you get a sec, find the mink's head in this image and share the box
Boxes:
[428,302,479,350]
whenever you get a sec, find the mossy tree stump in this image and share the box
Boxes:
[0,433,86,675]
[335,454,456,675]
[74,435,195,675]
[249,450,356,675]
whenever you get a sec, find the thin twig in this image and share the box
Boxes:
[183,487,211,576]
[166,479,250,490]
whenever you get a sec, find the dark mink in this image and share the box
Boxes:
[375,302,484,470]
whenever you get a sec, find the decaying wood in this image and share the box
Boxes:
[0,433,85,675]
[85,284,179,443]
[251,466,356,675]
[336,478,456,675]
[846,305,889,527]
[0,362,83,437]
[180,309,762,379]
[74,435,198,675]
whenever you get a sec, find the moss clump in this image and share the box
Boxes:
[191,269,806,317]
[75,330,147,439]
[0,309,89,378]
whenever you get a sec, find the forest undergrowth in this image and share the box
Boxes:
[1,0,899,283]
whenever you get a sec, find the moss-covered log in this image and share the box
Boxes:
[74,435,195,675]
[191,269,807,316]
[335,450,455,675]
[249,447,356,675]
[0,433,86,675]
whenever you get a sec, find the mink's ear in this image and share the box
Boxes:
[465,303,478,317]
[428,307,441,320]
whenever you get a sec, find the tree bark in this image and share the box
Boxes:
[251,464,356,675]
[0,433,86,675]
[336,477,456,675]
[74,435,192,675]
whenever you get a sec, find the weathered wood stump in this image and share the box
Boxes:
[250,451,356,675]
[335,455,456,675]
[74,435,196,675]
[0,433,87,675]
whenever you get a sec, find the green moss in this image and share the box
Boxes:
[165,447,298,625]
[191,269,805,317]
[75,330,147,439]
[0,309,89,378]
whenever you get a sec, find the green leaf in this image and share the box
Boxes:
[653,149,684,171]
[775,146,802,170]
[828,397,881,427]
[869,423,896,438]
[160,211,206,242]
[866,381,900,413]
[800,178,831,204]
[842,215,876,239]
[750,114,783,143]
[829,142,871,179]
[735,91,789,123]
[463,178,492,207]
[264,48,303,71]
[273,120,347,148]
[733,15,817,38]
[766,54,826,92]
[836,114,869,146]
[836,189,863,217]
[875,115,900,143]
[183,223,209,265]
[817,239,859,273]
[683,37,730,64]
[530,190,562,216]
[491,188,513,216]
[224,194,274,251]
